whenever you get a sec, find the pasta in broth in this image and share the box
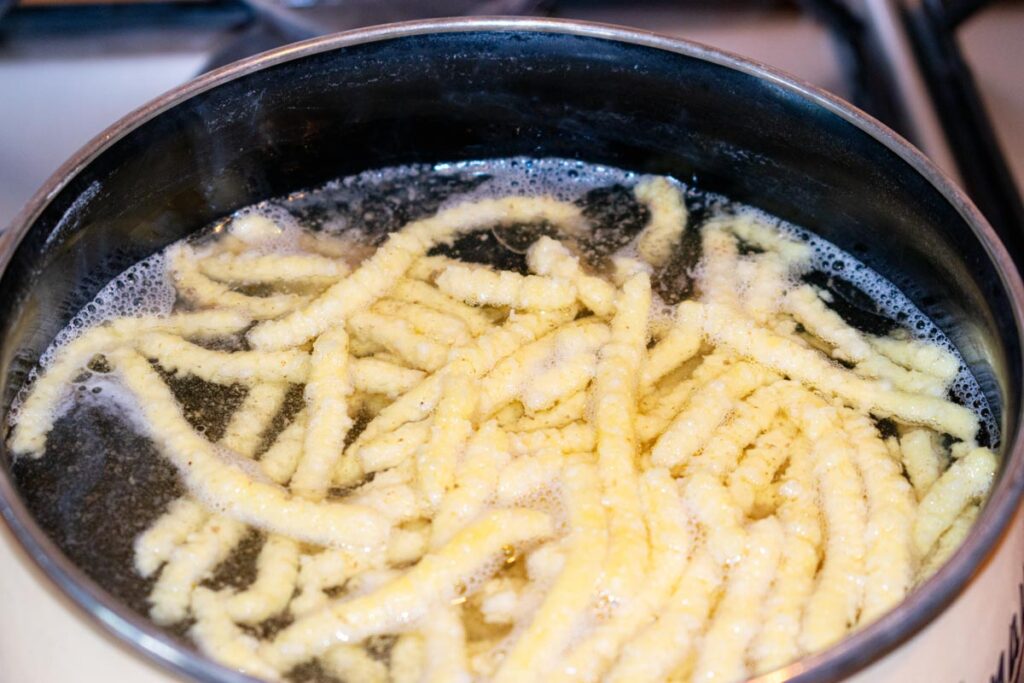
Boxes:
[7,158,1000,682]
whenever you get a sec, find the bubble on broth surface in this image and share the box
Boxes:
[7,252,175,428]
[735,204,998,443]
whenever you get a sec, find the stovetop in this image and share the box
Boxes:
[1,1,1022,681]
[1,0,1022,241]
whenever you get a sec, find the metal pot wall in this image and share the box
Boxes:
[1,17,1022,683]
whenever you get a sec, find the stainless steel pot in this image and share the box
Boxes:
[1,17,1022,683]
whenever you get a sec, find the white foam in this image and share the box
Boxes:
[730,204,997,442]
[7,251,175,427]
[435,157,639,205]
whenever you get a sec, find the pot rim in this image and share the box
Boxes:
[2,16,1023,683]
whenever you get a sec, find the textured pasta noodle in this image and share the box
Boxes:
[784,389,868,653]
[913,447,997,556]
[221,383,290,459]
[169,243,309,320]
[292,326,354,499]
[492,463,606,683]
[10,309,251,455]
[111,348,391,549]
[8,175,1001,683]
[261,509,554,671]
[199,251,349,287]
[137,332,310,385]
[633,176,688,267]
[437,262,577,311]
[691,516,783,683]
[133,498,209,578]
[749,432,822,673]
[553,468,691,683]
[590,269,652,608]
[527,236,617,317]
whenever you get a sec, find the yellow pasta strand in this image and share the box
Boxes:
[650,361,774,470]
[507,419,598,456]
[691,516,783,683]
[137,332,309,385]
[527,236,617,317]
[10,310,251,455]
[492,463,607,683]
[913,446,997,556]
[415,372,477,510]
[783,388,868,653]
[701,301,979,440]
[917,504,980,582]
[726,415,795,513]
[553,468,691,683]
[258,412,306,485]
[842,411,917,625]
[261,508,554,671]
[750,433,822,674]
[348,310,450,372]
[698,226,741,306]
[437,262,577,310]
[604,547,722,683]
[854,354,949,397]
[512,389,588,431]
[224,535,301,624]
[591,270,652,608]
[633,175,688,267]
[199,251,349,287]
[742,252,789,324]
[190,587,282,680]
[110,348,391,550]
[133,498,210,578]
[520,346,602,415]
[372,298,472,346]
[784,285,872,363]
[640,300,703,391]
[717,210,813,268]
[431,421,510,547]
[871,333,960,383]
[169,243,307,320]
[357,419,432,474]
[149,515,248,625]
[291,326,354,499]
[389,278,494,335]
[349,357,425,399]
[685,470,746,567]
[899,428,947,500]
[636,351,733,442]
[221,383,290,459]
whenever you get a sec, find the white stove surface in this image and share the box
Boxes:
[0,522,177,682]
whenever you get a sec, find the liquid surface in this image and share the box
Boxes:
[7,157,999,682]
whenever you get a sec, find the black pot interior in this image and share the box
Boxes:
[0,25,1019,673]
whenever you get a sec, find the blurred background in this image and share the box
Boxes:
[0,0,1021,247]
